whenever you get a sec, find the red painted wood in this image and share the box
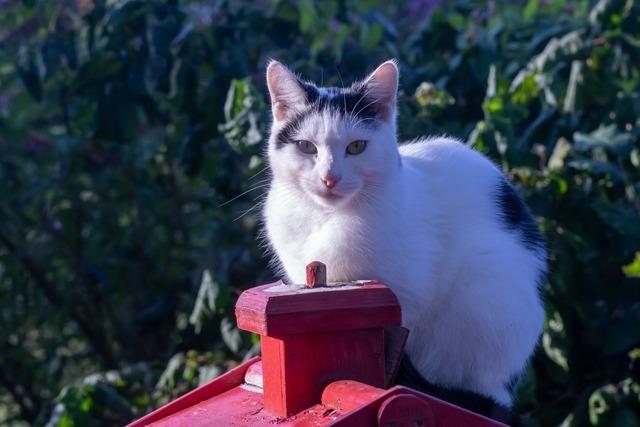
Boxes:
[146,385,268,427]
[235,275,402,418]
[131,378,510,426]
[306,261,327,287]
[321,380,385,412]
[139,385,345,427]
[329,385,509,427]
[235,281,401,336]
[132,272,511,427]
[261,329,386,417]
[377,394,435,427]
[383,326,410,388]
[127,357,260,427]
[395,386,509,427]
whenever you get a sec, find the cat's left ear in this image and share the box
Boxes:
[361,60,399,122]
[266,60,309,123]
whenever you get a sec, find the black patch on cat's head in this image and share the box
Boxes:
[273,81,380,149]
[496,180,546,254]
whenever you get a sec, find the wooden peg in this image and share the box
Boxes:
[306,261,327,288]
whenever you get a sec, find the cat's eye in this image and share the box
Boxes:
[296,140,317,155]
[346,140,368,155]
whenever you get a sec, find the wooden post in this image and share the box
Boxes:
[235,262,402,417]
[305,261,327,288]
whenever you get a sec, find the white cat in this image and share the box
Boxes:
[262,59,545,412]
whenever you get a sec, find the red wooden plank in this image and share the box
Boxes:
[146,386,267,427]
[396,386,510,427]
[328,384,510,427]
[321,380,386,412]
[261,329,386,417]
[139,385,345,427]
[257,307,401,336]
[236,282,401,336]
[131,377,510,426]
[237,281,398,315]
[126,357,260,427]
[377,393,435,427]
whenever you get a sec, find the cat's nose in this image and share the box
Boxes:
[321,176,340,189]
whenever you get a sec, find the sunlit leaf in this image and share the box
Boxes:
[189,270,220,334]
[220,317,242,354]
[622,252,640,278]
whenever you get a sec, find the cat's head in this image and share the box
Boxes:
[265,60,400,209]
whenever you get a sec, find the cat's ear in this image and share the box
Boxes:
[266,61,309,122]
[360,60,399,121]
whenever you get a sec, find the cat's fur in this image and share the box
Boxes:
[262,60,545,415]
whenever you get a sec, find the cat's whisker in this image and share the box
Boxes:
[335,67,347,114]
[218,183,270,208]
[348,90,367,119]
[232,192,269,222]
[348,85,373,119]
[352,98,378,122]
[248,167,269,181]
[351,117,375,129]
[232,202,262,222]
[247,178,271,189]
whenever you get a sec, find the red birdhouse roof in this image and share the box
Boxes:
[128,262,508,427]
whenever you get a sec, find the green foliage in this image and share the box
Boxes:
[0,0,638,426]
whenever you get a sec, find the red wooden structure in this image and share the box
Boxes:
[128,262,508,426]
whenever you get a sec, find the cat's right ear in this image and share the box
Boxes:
[360,60,399,122]
[266,61,308,122]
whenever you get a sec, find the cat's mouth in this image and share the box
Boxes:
[316,190,344,201]
[310,188,349,206]
[303,182,360,207]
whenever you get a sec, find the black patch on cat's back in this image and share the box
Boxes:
[505,372,521,395]
[273,82,379,148]
[496,180,545,254]
[395,355,524,426]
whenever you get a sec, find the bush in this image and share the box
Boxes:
[0,1,638,425]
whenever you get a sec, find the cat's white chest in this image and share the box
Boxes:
[264,187,382,284]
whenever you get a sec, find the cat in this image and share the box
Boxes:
[262,59,545,423]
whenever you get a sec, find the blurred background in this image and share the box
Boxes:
[0,0,639,425]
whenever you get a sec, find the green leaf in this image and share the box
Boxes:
[548,137,572,171]
[562,61,584,113]
[298,0,317,33]
[156,353,185,390]
[573,125,634,156]
[524,0,539,22]
[622,252,640,278]
[220,317,242,354]
[414,82,454,113]
[604,305,640,354]
[189,270,220,334]
[16,47,43,101]
[543,311,569,372]
[511,74,540,105]
[219,79,265,154]
[484,96,503,114]
[567,159,625,182]
[198,365,222,386]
